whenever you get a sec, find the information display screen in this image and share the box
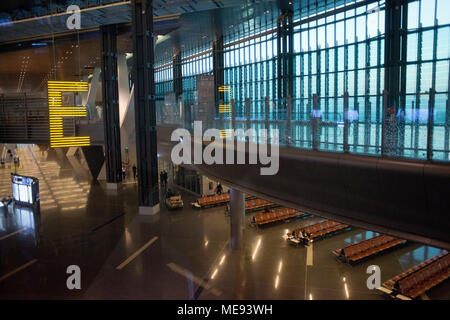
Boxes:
[11,174,39,206]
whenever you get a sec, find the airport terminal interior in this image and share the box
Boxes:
[0,0,449,300]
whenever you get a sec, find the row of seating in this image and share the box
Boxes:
[289,220,349,245]
[333,235,407,263]
[380,251,449,299]
[253,208,305,225]
[304,220,349,239]
[197,193,230,207]
[196,193,252,208]
[245,198,274,212]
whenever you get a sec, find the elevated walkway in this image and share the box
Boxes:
[156,125,450,250]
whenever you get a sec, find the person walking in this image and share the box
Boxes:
[160,170,165,191]
[216,183,223,195]
[163,170,168,190]
[132,164,137,180]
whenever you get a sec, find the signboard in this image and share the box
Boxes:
[48,81,90,148]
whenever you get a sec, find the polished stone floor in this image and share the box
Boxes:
[0,146,449,300]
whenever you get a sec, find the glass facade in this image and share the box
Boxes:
[405,0,450,160]
[291,1,385,153]
[180,42,213,107]
[154,0,450,162]
[155,62,173,100]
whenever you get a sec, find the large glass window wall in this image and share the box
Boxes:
[154,0,450,162]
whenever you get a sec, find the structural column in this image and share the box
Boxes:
[276,0,294,143]
[383,0,407,156]
[427,88,436,161]
[131,0,160,215]
[173,49,182,101]
[445,62,450,161]
[311,94,321,151]
[173,49,185,127]
[343,92,350,153]
[230,188,245,250]
[84,68,101,120]
[101,24,123,188]
[213,35,224,113]
[212,12,224,121]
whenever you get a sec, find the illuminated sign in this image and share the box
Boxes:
[48,81,90,147]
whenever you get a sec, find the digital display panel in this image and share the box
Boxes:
[18,184,30,204]
[11,174,39,206]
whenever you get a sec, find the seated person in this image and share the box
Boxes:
[302,232,312,244]
[166,188,175,198]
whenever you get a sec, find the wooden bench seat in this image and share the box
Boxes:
[196,193,253,208]
[383,251,447,291]
[379,251,449,299]
[334,235,407,263]
[289,220,349,245]
[253,208,306,226]
[396,254,450,298]
[245,198,274,212]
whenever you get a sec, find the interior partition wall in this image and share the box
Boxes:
[154,0,450,163]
